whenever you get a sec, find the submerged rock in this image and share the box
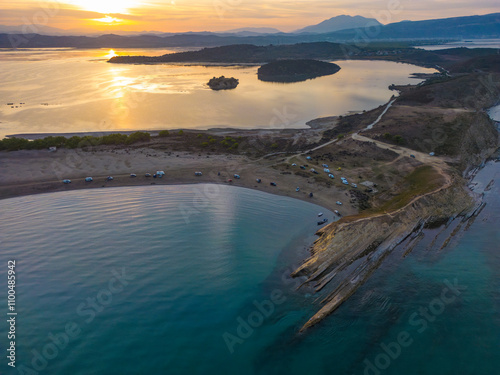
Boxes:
[207,76,239,90]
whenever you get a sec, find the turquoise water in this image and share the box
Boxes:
[0,175,499,374]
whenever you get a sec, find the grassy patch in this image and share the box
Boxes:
[375,165,445,212]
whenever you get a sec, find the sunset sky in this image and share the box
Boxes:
[1,0,499,33]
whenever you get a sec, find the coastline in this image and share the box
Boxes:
[1,54,499,335]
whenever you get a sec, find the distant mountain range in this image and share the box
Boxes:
[0,24,169,37]
[221,27,283,36]
[294,15,381,34]
[0,13,498,48]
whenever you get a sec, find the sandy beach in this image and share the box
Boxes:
[0,146,357,214]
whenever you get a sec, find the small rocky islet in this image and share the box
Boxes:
[207,76,239,90]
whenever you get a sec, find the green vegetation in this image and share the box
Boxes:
[125,131,151,145]
[257,59,340,83]
[0,131,152,151]
[383,133,405,144]
[377,166,444,212]
[158,130,170,137]
[219,136,239,149]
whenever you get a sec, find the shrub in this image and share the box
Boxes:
[393,135,405,144]
[66,136,83,149]
[0,137,30,151]
[159,130,170,137]
[102,133,128,145]
[126,132,151,145]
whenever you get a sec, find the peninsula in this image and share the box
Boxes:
[2,44,499,333]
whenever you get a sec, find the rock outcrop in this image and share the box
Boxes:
[207,76,239,90]
[293,179,478,332]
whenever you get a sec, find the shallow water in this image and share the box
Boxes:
[0,48,436,137]
[417,38,500,51]
[0,171,499,374]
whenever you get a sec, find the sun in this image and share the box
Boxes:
[66,0,141,14]
[94,15,123,24]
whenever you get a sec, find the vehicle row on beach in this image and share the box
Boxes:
[63,168,344,224]
[63,171,170,184]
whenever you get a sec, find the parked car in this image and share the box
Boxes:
[270,182,277,186]
[130,174,137,178]
[62,179,71,184]
[85,177,93,182]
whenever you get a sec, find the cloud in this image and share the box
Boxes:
[0,0,498,33]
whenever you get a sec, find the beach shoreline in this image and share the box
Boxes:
[0,148,356,214]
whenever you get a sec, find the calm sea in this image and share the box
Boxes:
[0,48,436,138]
[0,172,499,374]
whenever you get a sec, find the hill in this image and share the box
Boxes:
[295,15,381,34]
[328,13,500,40]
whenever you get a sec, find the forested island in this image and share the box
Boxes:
[108,42,499,73]
[257,59,340,82]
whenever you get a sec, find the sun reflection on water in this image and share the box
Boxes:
[105,49,118,59]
